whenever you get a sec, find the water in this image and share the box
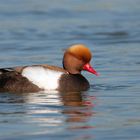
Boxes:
[0,0,140,139]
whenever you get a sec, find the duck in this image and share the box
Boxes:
[0,44,99,93]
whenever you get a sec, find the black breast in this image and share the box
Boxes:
[59,74,90,92]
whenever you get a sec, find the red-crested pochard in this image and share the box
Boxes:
[0,44,99,93]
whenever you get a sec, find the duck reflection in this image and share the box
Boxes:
[61,91,94,123]
[0,91,95,129]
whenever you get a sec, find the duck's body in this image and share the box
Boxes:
[0,44,99,93]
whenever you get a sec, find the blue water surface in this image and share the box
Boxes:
[0,0,140,140]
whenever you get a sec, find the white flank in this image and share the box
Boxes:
[22,66,63,90]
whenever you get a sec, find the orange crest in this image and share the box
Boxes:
[67,44,92,63]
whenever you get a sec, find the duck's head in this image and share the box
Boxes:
[63,44,99,76]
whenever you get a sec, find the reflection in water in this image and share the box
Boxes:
[61,92,95,126]
[0,91,95,132]
[25,91,95,128]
